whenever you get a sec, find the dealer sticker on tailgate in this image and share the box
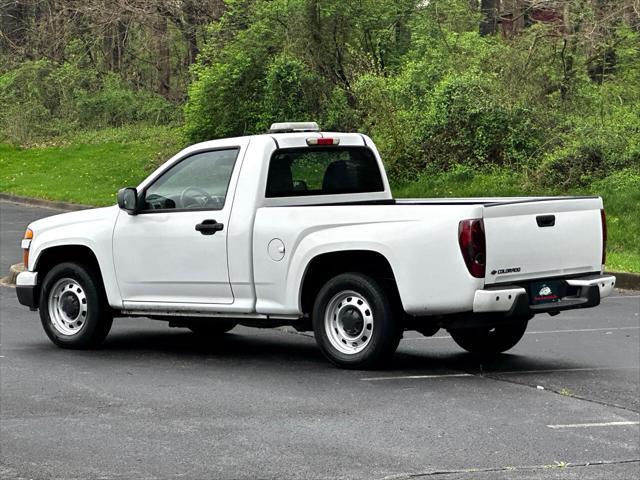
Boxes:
[531,281,561,305]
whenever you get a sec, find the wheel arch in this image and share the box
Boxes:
[34,244,115,308]
[299,250,402,316]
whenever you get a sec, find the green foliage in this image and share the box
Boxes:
[261,54,325,129]
[183,16,273,140]
[586,168,640,259]
[0,60,178,144]
[75,74,177,128]
[183,0,639,191]
[184,0,421,142]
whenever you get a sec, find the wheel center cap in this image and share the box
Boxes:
[60,292,80,319]
[339,307,364,337]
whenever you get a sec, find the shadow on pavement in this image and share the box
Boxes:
[17,324,595,377]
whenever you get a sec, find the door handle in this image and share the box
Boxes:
[195,219,224,235]
[536,215,555,227]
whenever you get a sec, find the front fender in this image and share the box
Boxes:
[27,206,122,308]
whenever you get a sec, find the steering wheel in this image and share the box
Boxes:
[180,186,212,209]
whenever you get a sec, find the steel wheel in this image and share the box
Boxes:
[40,262,113,349]
[324,290,374,355]
[313,273,401,369]
[47,277,88,336]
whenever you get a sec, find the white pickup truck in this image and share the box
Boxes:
[16,122,615,368]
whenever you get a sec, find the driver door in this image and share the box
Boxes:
[113,148,240,305]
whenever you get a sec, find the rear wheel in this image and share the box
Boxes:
[312,273,401,369]
[449,320,528,355]
[39,262,113,349]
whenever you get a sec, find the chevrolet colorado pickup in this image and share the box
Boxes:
[16,122,616,368]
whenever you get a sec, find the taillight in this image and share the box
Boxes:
[458,219,486,278]
[600,209,607,265]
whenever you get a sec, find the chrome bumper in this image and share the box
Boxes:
[473,274,616,314]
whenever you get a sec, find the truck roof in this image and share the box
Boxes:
[190,121,369,150]
[185,131,369,153]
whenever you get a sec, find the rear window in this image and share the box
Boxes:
[265,147,384,198]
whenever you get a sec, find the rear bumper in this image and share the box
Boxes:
[472,274,616,315]
[15,271,39,310]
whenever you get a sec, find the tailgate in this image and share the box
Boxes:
[483,197,604,285]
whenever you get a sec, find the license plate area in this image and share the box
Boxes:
[528,280,565,305]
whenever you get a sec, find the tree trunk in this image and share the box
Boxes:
[184,26,198,65]
[155,15,171,97]
[480,0,499,36]
[0,0,27,53]
[511,0,525,32]
[112,20,127,73]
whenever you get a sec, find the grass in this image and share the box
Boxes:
[393,165,640,273]
[0,126,182,206]
[1,128,638,272]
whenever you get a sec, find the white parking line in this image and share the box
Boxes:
[547,421,639,429]
[404,335,450,340]
[361,373,474,381]
[361,366,639,382]
[404,326,639,341]
[498,366,639,375]
[524,326,639,335]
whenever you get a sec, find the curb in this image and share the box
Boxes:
[0,263,23,288]
[607,271,640,291]
[0,193,91,211]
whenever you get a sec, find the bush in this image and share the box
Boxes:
[183,48,268,142]
[76,74,175,127]
[0,60,177,144]
[419,74,541,169]
[539,95,640,187]
[261,54,325,129]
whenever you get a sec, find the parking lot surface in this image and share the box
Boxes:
[1,200,639,479]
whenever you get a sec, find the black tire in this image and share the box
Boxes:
[187,321,236,335]
[312,272,401,369]
[449,321,528,355]
[39,262,113,349]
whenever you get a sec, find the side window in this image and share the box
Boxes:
[142,149,239,211]
[266,147,384,198]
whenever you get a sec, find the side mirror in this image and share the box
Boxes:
[117,187,139,215]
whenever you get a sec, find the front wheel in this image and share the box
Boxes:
[449,321,529,355]
[39,262,113,349]
[312,273,401,369]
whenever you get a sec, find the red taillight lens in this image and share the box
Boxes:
[458,219,486,278]
[600,209,607,265]
[306,137,340,145]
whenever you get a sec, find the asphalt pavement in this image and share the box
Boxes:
[1,200,639,479]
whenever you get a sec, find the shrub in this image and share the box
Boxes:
[0,60,177,144]
[261,54,325,129]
